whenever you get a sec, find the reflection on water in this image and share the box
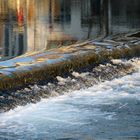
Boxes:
[0,0,140,60]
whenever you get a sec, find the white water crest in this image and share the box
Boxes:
[0,60,140,140]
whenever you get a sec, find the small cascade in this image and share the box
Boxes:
[0,58,139,112]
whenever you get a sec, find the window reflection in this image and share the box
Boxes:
[0,0,139,61]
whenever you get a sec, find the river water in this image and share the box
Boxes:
[0,0,140,61]
[0,0,140,139]
[0,62,140,140]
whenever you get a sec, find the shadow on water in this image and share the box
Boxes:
[0,0,140,61]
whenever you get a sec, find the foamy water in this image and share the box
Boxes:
[0,61,140,140]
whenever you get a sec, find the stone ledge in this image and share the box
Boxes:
[0,34,140,91]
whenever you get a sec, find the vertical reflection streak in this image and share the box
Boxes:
[0,0,139,61]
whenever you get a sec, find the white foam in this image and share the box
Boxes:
[0,59,140,138]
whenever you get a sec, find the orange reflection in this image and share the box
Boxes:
[16,0,24,27]
[0,0,78,58]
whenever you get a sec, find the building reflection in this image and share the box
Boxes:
[0,0,140,61]
[0,0,27,60]
[0,0,100,60]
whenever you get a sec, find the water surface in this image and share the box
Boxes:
[0,65,140,140]
[0,0,140,61]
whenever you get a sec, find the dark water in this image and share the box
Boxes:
[0,64,140,140]
[0,0,140,60]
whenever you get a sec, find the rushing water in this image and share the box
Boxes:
[0,63,140,140]
[0,0,140,61]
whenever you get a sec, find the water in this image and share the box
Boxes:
[0,63,140,140]
[0,0,140,61]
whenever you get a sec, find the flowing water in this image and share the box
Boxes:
[0,62,140,140]
[0,0,140,139]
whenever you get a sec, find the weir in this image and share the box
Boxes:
[0,33,140,112]
[0,1,140,140]
[0,34,140,91]
[0,0,140,112]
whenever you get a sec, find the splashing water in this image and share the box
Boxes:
[0,61,140,140]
